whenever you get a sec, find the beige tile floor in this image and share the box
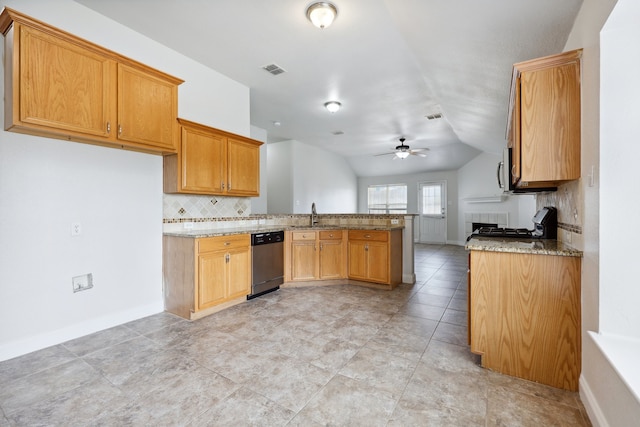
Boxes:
[0,244,591,426]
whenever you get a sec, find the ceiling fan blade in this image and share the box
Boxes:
[412,152,427,157]
[410,148,429,152]
[374,152,397,157]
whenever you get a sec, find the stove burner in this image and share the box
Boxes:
[467,227,533,241]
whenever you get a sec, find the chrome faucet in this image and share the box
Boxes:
[311,202,318,226]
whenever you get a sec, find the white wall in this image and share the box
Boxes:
[266,141,294,213]
[267,140,358,215]
[457,153,536,241]
[250,125,268,214]
[0,0,251,360]
[358,170,459,242]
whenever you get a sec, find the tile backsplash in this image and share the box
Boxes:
[163,194,251,220]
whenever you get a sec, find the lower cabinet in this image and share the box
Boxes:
[469,250,581,391]
[163,234,251,320]
[285,230,347,282]
[347,229,402,287]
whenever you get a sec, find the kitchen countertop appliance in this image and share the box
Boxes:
[248,230,284,300]
[467,207,558,240]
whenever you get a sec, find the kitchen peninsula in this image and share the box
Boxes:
[163,214,414,320]
[465,236,583,391]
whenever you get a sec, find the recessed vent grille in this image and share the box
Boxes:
[262,63,286,76]
[332,131,344,135]
[426,113,443,120]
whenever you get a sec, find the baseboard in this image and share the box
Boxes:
[580,374,608,427]
[0,301,164,361]
[402,273,416,284]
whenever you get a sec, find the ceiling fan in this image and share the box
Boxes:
[375,138,429,159]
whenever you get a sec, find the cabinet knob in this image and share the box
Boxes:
[224,242,231,246]
[364,234,371,238]
[118,124,122,135]
[106,122,111,134]
[221,182,225,190]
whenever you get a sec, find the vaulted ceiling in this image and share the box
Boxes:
[75,0,582,177]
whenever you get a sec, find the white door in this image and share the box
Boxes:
[419,181,447,244]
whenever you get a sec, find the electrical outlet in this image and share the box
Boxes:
[183,222,194,230]
[564,230,572,244]
[71,222,82,236]
[391,219,399,225]
[72,273,93,293]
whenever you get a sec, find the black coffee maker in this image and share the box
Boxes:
[531,207,558,239]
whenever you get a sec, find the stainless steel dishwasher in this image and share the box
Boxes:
[247,230,284,299]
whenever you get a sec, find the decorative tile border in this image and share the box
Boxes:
[559,222,582,234]
[163,194,251,220]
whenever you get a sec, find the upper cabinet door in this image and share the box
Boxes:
[520,61,581,183]
[227,136,260,196]
[15,24,115,138]
[117,64,178,151]
[180,125,226,193]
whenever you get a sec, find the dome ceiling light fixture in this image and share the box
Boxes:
[324,101,341,113]
[306,2,338,29]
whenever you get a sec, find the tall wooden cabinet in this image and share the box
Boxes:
[469,250,581,391]
[163,234,251,320]
[163,119,262,196]
[507,49,582,189]
[0,8,182,154]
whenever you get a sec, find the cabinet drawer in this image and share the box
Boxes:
[348,230,388,242]
[292,231,317,241]
[319,230,342,240]
[197,234,250,253]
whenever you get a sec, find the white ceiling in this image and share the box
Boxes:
[74,0,582,177]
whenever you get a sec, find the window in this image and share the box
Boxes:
[420,183,443,215]
[367,184,407,214]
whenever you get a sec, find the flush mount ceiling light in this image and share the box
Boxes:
[324,101,341,113]
[306,2,338,29]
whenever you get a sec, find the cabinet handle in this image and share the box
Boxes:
[225,253,230,263]
[320,243,323,251]
[228,182,232,190]
[118,124,122,135]
[106,122,111,134]
[221,182,225,190]
[329,233,333,238]
[224,242,231,246]
[364,234,371,238]
[365,244,369,251]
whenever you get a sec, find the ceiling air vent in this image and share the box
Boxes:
[426,113,443,120]
[332,131,344,135]
[262,63,286,76]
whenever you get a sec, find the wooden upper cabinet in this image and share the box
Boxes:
[227,136,260,196]
[0,8,182,154]
[117,64,179,151]
[507,49,582,188]
[164,118,262,196]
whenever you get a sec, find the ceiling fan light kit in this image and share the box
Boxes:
[375,137,429,160]
[306,2,338,29]
[324,101,342,113]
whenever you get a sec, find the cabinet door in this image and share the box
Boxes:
[180,126,226,193]
[520,62,580,182]
[347,241,368,281]
[511,76,522,185]
[319,240,344,279]
[227,137,260,196]
[117,63,178,151]
[15,24,115,138]
[366,241,389,283]
[291,241,317,280]
[197,252,227,310]
[227,247,251,300]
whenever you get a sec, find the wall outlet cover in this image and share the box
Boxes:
[72,273,93,293]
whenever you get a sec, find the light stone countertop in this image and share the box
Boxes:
[465,237,583,257]
[164,225,405,239]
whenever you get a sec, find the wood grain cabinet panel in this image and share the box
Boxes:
[1,8,182,154]
[347,229,402,286]
[469,250,581,391]
[284,230,347,282]
[163,234,251,320]
[164,119,262,196]
[507,49,582,189]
